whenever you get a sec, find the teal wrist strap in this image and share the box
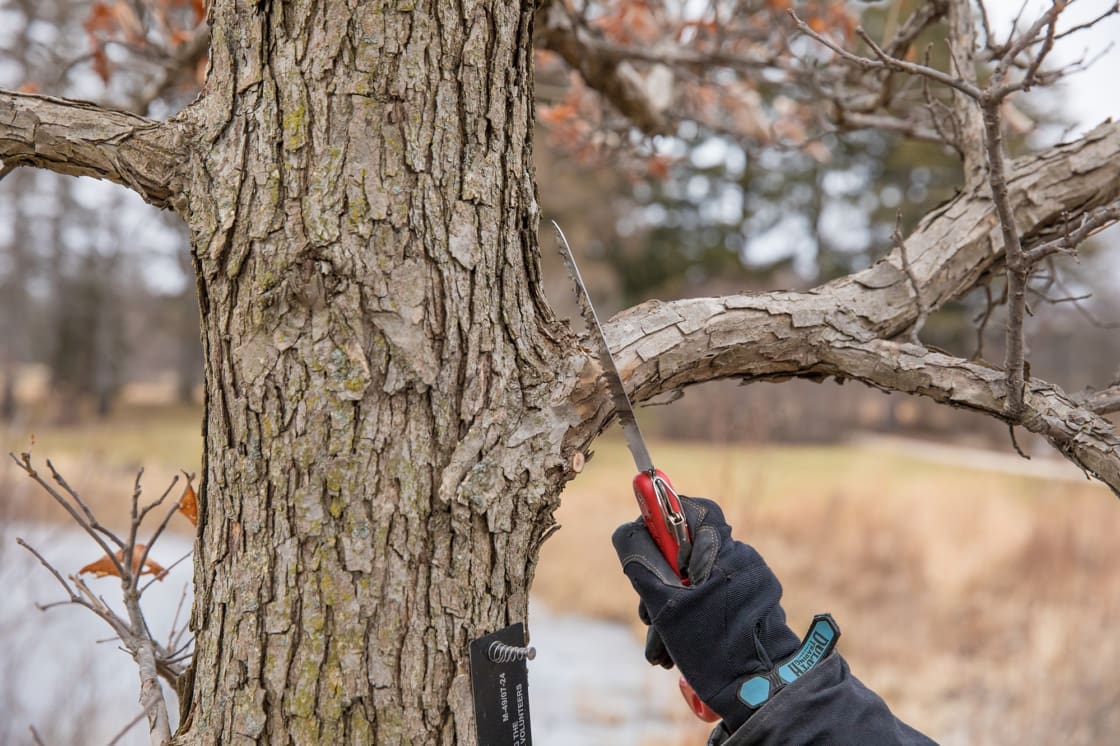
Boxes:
[738,614,840,708]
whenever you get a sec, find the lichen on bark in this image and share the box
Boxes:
[172,0,575,742]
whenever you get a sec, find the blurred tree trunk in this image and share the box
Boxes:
[174,238,203,406]
[0,171,34,422]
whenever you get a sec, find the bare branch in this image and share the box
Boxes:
[1052,2,1120,42]
[106,709,150,746]
[1078,385,1120,416]
[894,212,929,345]
[535,0,670,136]
[131,24,211,115]
[0,90,184,207]
[883,0,948,59]
[15,459,181,744]
[1024,201,1120,263]
[11,453,127,574]
[17,538,81,601]
[979,100,1030,418]
[567,124,1120,496]
[588,306,1120,493]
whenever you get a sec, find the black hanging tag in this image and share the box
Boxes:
[469,622,533,746]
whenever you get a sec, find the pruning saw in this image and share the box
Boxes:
[553,221,721,723]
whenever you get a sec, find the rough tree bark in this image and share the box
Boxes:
[172,1,574,742]
[2,0,1120,743]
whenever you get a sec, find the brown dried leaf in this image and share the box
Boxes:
[80,545,167,580]
[90,46,111,84]
[179,481,198,526]
[83,2,117,35]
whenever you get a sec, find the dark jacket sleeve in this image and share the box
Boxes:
[707,653,936,746]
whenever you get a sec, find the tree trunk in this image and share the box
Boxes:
[174,1,573,741]
[6,1,1120,742]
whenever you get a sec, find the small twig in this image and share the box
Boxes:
[17,538,77,599]
[134,494,186,595]
[971,281,1005,361]
[1008,424,1031,460]
[106,709,149,746]
[1024,202,1120,263]
[138,472,180,524]
[893,211,928,345]
[1077,385,1120,416]
[141,549,192,594]
[126,469,146,567]
[45,459,126,549]
[976,0,996,52]
[165,581,191,651]
[29,725,47,746]
[1052,2,1120,42]
[10,454,127,574]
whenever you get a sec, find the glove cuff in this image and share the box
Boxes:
[713,614,841,732]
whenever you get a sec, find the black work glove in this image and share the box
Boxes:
[612,496,800,732]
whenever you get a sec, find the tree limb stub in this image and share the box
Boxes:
[572,123,1120,496]
[0,90,184,208]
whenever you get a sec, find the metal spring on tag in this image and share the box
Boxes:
[487,641,536,663]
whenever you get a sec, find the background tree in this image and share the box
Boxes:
[3,1,1120,744]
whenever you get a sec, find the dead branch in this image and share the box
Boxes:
[565,121,1120,496]
[12,459,196,745]
[792,0,1118,429]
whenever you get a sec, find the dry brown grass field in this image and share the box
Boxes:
[3,405,1118,744]
[547,435,1120,744]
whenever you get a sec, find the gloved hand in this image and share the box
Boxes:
[612,496,801,732]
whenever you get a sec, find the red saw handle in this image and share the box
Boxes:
[632,470,722,723]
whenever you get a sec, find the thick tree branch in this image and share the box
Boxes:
[584,297,1120,496]
[1077,385,1120,416]
[567,123,1120,496]
[0,90,184,207]
[946,0,986,185]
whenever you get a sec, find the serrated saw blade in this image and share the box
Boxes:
[553,221,655,475]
